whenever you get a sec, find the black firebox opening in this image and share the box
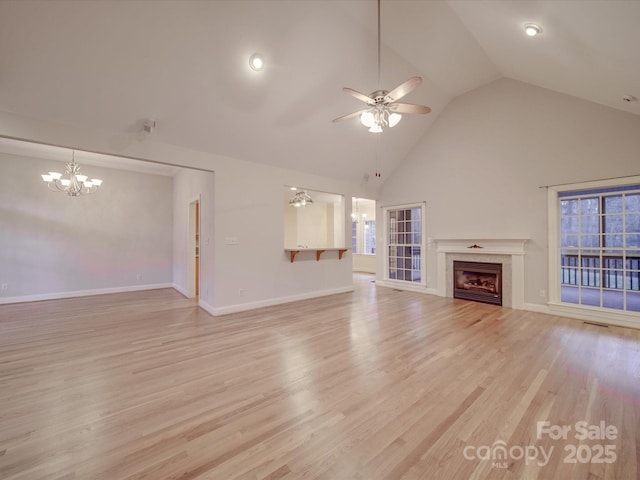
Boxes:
[453,261,502,306]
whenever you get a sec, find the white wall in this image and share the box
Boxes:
[297,203,328,248]
[0,152,173,300]
[212,159,356,314]
[377,78,640,307]
[0,109,374,314]
[283,198,298,248]
[333,201,344,247]
[352,254,375,273]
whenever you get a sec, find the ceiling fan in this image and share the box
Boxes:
[332,0,431,133]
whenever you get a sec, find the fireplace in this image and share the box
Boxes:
[453,261,502,306]
[435,238,527,309]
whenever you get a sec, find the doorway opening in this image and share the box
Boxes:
[189,199,200,298]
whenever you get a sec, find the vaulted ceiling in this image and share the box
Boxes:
[1,1,639,183]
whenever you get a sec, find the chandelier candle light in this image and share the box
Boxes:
[351,198,368,223]
[41,151,103,196]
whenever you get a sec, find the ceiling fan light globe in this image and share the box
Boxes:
[388,112,402,127]
[369,124,383,133]
[360,111,375,127]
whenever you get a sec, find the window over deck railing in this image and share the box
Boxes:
[559,185,640,312]
[561,254,640,290]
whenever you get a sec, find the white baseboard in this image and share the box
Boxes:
[0,283,174,305]
[172,283,190,298]
[522,301,640,330]
[210,285,354,316]
[192,292,640,330]
[198,298,216,317]
[544,302,640,329]
[522,302,551,314]
[375,279,438,296]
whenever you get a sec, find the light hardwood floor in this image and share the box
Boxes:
[1,274,639,480]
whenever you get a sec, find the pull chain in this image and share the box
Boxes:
[375,128,381,178]
[375,0,382,178]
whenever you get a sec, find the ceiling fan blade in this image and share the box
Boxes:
[385,76,422,102]
[392,103,432,114]
[332,109,367,123]
[343,87,374,104]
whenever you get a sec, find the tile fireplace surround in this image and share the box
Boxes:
[434,238,529,309]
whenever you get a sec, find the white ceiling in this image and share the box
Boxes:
[0,0,638,182]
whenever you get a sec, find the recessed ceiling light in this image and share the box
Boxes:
[249,53,264,71]
[524,23,542,37]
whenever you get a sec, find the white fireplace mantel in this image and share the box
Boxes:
[434,237,528,255]
[433,237,529,309]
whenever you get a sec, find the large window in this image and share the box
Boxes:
[351,221,357,253]
[364,220,376,254]
[558,184,640,312]
[386,204,424,283]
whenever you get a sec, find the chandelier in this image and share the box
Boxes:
[351,198,368,223]
[41,151,103,196]
[289,189,313,207]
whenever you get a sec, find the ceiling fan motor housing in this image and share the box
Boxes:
[370,90,390,104]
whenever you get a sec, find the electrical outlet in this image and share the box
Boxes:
[539,289,546,298]
[0,283,8,291]
[239,288,245,297]
[136,273,142,281]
